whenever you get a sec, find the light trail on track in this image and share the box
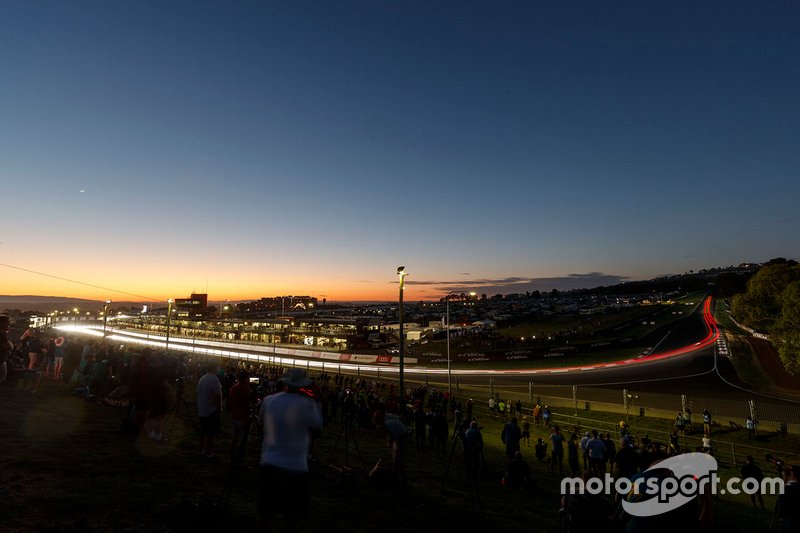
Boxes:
[56,296,719,379]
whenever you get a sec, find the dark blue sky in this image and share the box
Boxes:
[2,1,798,300]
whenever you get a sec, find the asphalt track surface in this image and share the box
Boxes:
[59,297,800,413]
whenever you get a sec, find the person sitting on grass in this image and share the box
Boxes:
[505,451,535,491]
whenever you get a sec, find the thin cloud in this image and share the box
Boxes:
[737,215,800,234]
[397,273,630,295]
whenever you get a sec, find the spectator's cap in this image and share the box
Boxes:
[585,431,591,437]
[282,368,312,388]
[54,336,65,347]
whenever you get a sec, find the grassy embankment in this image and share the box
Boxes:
[2,373,795,532]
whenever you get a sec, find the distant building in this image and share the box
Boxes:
[238,296,318,314]
[175,293,208,318]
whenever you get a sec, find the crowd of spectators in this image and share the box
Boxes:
[3,321,798,532]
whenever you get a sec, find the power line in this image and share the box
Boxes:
[0,262,161,302]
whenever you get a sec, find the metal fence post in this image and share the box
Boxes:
[731,443,737,466]
[623,389,629,422]
[573,385,578,415]
[528,381,533,408]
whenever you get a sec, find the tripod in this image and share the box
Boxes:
[328,413,362,466]
[218,410,259,512]
[439,428,482,512]
[163,377,196,438]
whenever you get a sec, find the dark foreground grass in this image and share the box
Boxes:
[0,380,554,532]
[0,378,790,532]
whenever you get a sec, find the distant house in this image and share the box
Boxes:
[472,319,496,329]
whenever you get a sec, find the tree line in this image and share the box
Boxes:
[731,258,800,374]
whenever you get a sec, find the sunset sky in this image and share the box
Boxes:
[2,1,799,304]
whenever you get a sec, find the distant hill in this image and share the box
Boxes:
[0,295,145,313]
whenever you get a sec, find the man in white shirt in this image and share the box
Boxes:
[258,368,322,532]
[196,363,222,458]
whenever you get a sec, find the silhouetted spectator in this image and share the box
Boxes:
[501,417,522,460]
[549,425,566,475]
[258,369,322,532]
[778,464,800,532]
[741,456,765,509]
[197,363,222,458]
[505,451,534,491]
[463,420,483,479]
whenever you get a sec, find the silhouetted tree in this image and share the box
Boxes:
[772,281,800,375]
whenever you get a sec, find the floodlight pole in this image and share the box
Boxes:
[102,299,111,341]
[446,294,451,397]
[445,290,475,397]
[397,267,408,403]
[166,299,174,350]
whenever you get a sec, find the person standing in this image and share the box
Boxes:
[586,430,607,473]
[777,464,800,532]
[228,370,253,461]
[258,369,322,532]
[567,432,580,477]
[542,405,551,428]
[53,336,66,381]
[675,412,686,436]
[0,316,11,385]
[580,431,591,471]
[745,417,755,439]
[521,417,531,447]
[702,409,712,436]
[501,417,522,461]
[549,425,565,475]
[24,329,43,371]
[382,413,410,486]
[740,456,765,509]
[197,363,222,458]
[463,420,484,479]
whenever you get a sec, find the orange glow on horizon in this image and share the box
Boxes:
[0,266,436,303]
